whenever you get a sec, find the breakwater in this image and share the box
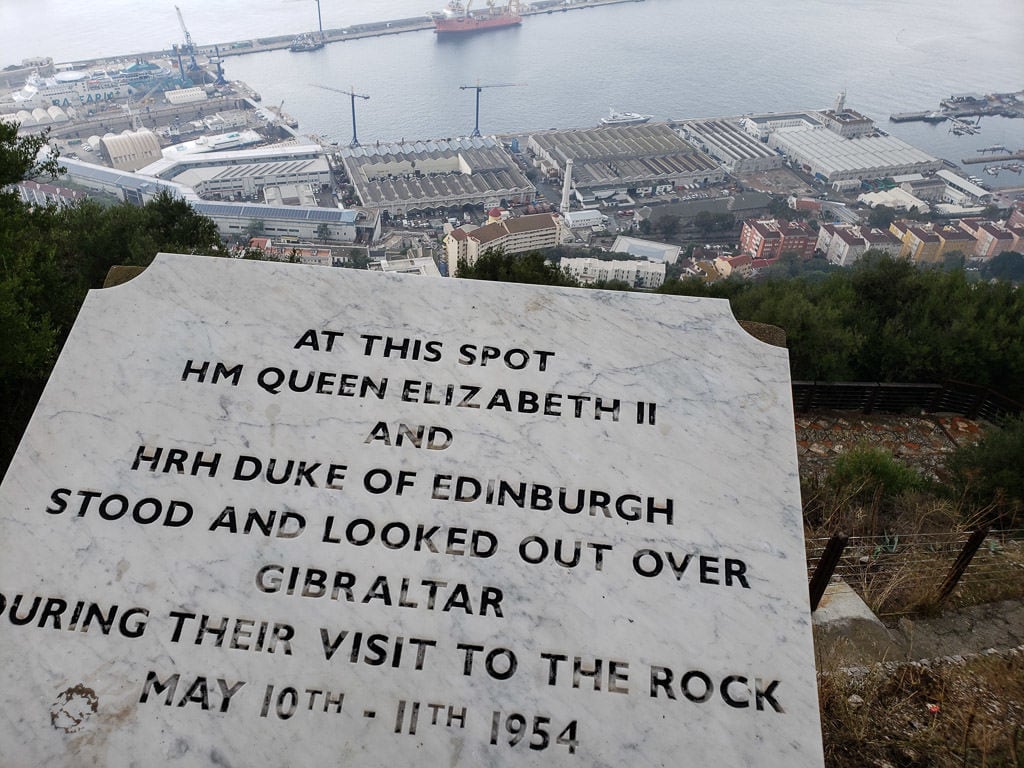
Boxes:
[58,0,646,68]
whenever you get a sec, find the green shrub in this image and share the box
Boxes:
[826,446,924,500]
[946,417,1024,529]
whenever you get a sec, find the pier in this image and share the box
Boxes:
[961,152,1024,165]
[889,111,946,124]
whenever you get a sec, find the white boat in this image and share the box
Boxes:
[600,108,653,126]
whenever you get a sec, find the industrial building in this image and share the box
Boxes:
[56,158,375,243]
[59,157,196,205]
[935,170,993,205]
[338,137,535,216]
[815,93,875,139]
[445,213,566,275]
[767,126,941,186]
[527,124,724,199]
[137,143,331,199]
[676,118,784,174]
[740,96,943,188]
[741,112,822,141]
[894,173,948,202]
[608,236,681,263]
[562,209,609,229]
[192,202,359,242]
[858,187,931,214]
[100,129,163,172]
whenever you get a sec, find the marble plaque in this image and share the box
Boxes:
[0,253,824,767]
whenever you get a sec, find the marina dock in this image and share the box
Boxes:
[889,91,1023,125]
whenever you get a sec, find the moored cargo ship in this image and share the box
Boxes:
[435,0,522,34]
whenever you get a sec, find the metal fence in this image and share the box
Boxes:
[792,381,1022,426]
[806,529,1024,617]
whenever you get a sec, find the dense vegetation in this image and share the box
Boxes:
[657,255,1024,400]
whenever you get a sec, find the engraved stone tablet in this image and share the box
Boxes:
[0,253,824,766]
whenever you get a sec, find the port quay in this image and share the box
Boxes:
[59,0,646,67]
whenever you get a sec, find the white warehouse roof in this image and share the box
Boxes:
[769,126,939,180]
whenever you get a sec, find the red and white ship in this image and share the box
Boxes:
[434,0,522,35]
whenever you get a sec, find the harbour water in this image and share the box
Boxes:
[2,0,1023,184]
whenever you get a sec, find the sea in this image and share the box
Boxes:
[2,0,1023,186]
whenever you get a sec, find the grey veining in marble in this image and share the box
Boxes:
[0,253,823,766]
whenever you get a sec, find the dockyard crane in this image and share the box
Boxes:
[459,82,524,138]
[210,45,227,86]
[174,5,201,72]
[314,0,325,40]
[312,84,371,147]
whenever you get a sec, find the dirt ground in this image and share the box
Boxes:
[736,166,816,196]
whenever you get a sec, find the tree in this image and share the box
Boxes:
[0,124,66,471]
[0,122,62,187]
[315,223,331,242]
[767,196,797,221]
[947,418,1024,528]
[693,210,715,234]
[659,215,681,239]
[457,249,578,286]
[867,205,897,230]
[981,251,1024,282]
[244,219,265,239]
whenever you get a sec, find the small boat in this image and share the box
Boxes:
[600,108,653,126]
[289,33,325,52]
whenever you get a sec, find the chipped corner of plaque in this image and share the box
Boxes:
[102,265,148,289]
[99,252,198,292]
[50,684,99,734]
[737,320,788,349]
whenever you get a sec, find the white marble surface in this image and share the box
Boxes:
[0,253,823,766]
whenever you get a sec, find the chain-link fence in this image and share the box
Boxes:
[806,529,1024,616]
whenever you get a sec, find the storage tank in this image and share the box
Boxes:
[47,105,68,123]
[31,107,51,124]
